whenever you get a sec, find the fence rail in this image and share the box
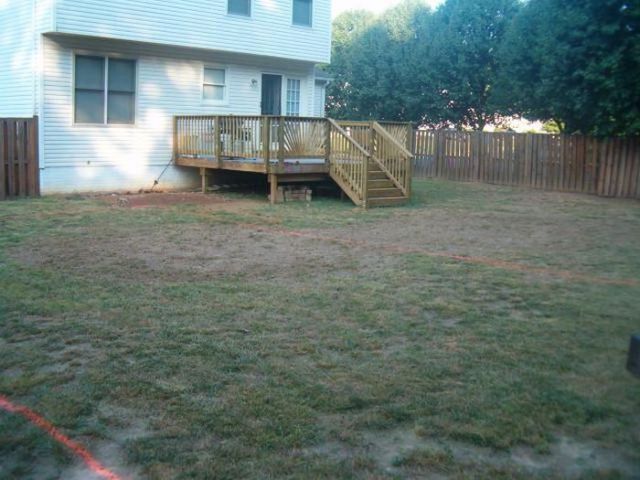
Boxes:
[413,131,640,199]
[1,117,40,200]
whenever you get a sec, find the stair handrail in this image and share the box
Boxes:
[372,122,413,157]
[328,119,371,157]
[370,122,414,198]
[327,118,371,207]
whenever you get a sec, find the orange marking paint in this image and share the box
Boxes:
[242,224,639,287]
[0,395,122,480]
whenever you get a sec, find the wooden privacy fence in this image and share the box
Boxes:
[0,117,40,200]
[413,131,640,199]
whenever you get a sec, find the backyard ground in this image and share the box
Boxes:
[0,179,639,479]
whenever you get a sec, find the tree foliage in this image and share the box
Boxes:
[326,0,520,127]
[327,0,640,135]
[492,0,640,135]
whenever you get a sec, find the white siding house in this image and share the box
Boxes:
[0,0,332,193]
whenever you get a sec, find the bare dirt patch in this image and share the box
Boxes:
[303,426,640,478]
[8,223,397,285]
[100,192,247,209]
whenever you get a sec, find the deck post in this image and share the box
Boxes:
[407,122,414,200]
[325,119,331,167]
[200,167,209,194]
[262,117,271,173]
[278,116,285,170]
[215,116,223,168]
[269,173,279,204]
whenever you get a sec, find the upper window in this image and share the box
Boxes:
[228,0,251,16]
[286,79,301,116]
[203,67,227,103]
[293,0,312,26]
[75,55,136,125]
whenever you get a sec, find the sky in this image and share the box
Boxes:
[332,0,444,18]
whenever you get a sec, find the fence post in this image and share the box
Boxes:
[474,132,482,182]
[435,130,444,177]
[0,119,5,200]
[30,117,40,197]
[6,120,15,197]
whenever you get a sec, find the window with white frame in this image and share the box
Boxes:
[75,56,136,124]
[203,67,227,103]
[228,0,251,16]
[286,79,301,116]
[293,0,312,26]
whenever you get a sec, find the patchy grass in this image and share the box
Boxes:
[0,180,639,479]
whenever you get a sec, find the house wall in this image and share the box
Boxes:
[40,35,317,193]
[313,81,327,118]
[0,0,55,117]
[0,0,36,117]
[53,0,331,64]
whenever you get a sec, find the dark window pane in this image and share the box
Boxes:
[293,0,312,26]
[75,90,105,124]
[108,59,136,92]
[75,56,104,90]
[228,0,250,16]
[107,92,135,124]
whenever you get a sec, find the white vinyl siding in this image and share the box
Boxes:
[53,0,331,64]
[0,1,35,116]
[286,79,301,116]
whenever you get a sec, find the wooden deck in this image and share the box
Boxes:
[173,115,413,207]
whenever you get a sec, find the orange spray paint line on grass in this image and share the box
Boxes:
[0,394,122,480]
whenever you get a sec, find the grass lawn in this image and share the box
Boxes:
[0,179,639,479]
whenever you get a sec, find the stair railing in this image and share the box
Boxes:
[328,119,371,207]
[371,122,414,198]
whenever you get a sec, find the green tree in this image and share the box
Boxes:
[326,0,519,128]
[426,0,521,129]
[327,0,432,121]
[325,10,376,119]
[492,0,640,136]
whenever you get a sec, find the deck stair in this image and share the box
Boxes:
[329,120,413,208]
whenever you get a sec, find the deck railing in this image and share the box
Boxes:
[174,115,328,170]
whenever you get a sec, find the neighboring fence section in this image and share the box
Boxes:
[1,117,40,200]
[413,131,640,199]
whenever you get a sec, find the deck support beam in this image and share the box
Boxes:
[200,168,210,194]
[269,174,279,204]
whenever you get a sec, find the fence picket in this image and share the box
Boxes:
[0,120,5,200]
[0,117,39,200]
